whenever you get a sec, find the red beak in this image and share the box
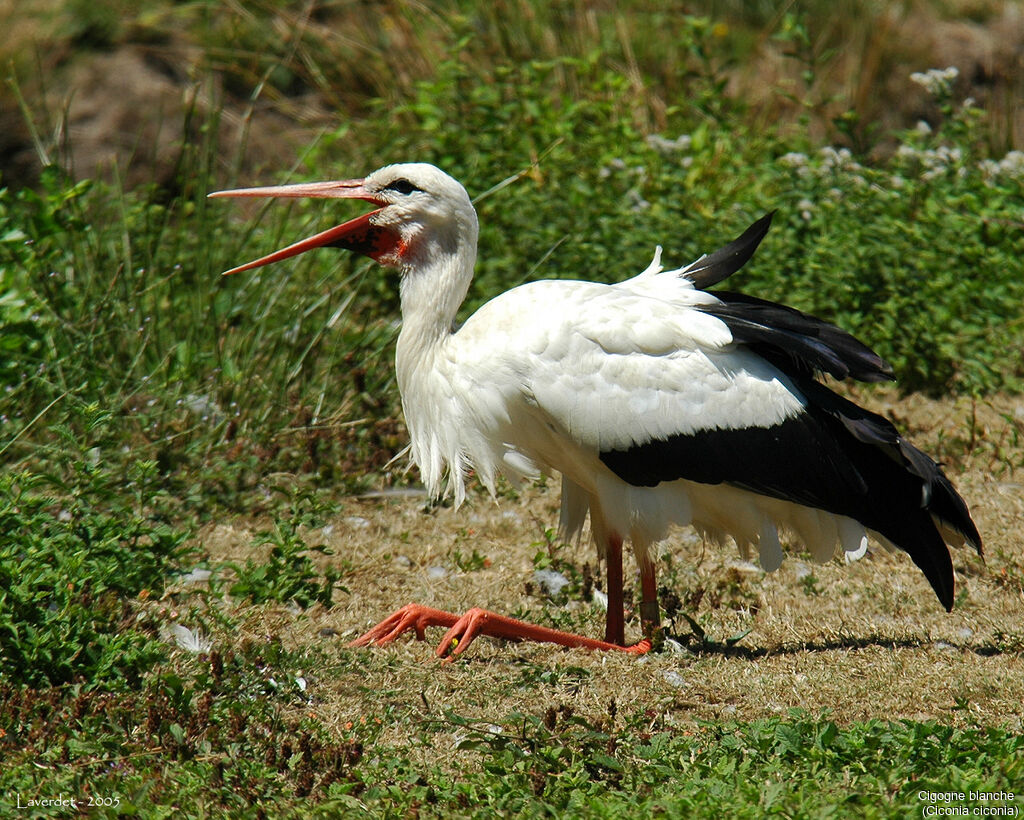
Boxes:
[208,179,395,275]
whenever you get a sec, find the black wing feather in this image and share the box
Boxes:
[600,378,981,611]
[701,292,896,384]
[800,379,982,555]
[684,211,775,289]
[684,213,892,383]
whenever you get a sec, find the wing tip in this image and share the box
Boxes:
[685,210,776,291]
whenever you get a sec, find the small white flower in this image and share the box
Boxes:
[910,66,959,96]
[646,133,692,154]
[1005,151,1024,174]
[628,190,651,212]
[817,146,862,174]
[979,150,1024,183]
[779,152,808,168]
[916,120,932,134]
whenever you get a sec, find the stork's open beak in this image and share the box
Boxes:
[209,179,393,275]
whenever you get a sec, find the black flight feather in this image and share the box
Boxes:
[683,211,775,290]
[700,292,896,384]
[798,379,982,556]
[685,213,892,384]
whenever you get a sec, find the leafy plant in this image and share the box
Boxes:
[227,492,343,608]
[0,644,363,812]
[452,548,489,572]
[0,407,191,688]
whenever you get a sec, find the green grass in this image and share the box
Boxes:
[1,2,1023,816]
[4,680,1021,818]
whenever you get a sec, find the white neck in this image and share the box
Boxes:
[393,223,479,502]
[395,213,478,373]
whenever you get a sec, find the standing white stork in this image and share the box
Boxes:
[210,162,981,659]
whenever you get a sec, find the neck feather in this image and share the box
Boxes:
[395,214,477,357]
[393,236,477,502]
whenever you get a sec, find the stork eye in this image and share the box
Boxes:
[382,178,421,195]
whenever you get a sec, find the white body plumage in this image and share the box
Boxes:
[397,241,866,575]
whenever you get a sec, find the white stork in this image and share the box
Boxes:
[210,162,981,659]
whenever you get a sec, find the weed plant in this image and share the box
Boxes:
[0,405,190,688]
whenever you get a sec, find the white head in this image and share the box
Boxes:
[210,162,479,278]
[361,164,479,271]
[211,162,482,344]
[210,162,479,331]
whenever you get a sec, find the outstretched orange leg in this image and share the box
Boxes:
[349,533,658,661]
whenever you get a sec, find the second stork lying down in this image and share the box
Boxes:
[211,163,982,659]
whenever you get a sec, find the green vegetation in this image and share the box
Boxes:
[1,1,1022,816]
[4,683,1021,817]
[227,492,345,608]
[0,408,189,688]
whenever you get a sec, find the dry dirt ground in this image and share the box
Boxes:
[182,391,1024,754]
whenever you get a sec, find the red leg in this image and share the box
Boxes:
[349,602,651,661]
[604,534,625,646]
[639,559,661,640]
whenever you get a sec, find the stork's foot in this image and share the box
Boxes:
[349,604,652,661]
[348,604,460,647]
